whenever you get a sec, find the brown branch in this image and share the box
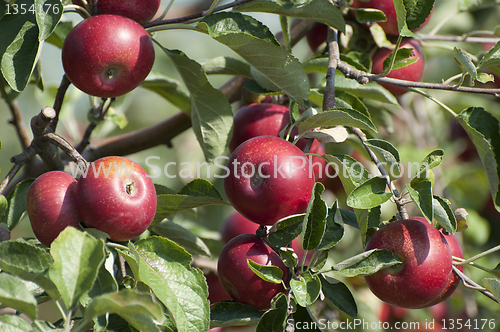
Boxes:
[337,62,500,96]
[49,74,71,133]
[44,132,89,171]
[418,34,500,44]
[76,98,113,153]
[143,0,256,28]
[30,107,64,171]
[452,266,498,304]
[323,26,339,111]
[1,79,31,150]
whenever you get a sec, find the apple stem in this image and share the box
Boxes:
[452,265,499,303]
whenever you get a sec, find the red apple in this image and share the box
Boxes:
[76,156,157,241]
[371,39,424,97]
[306,23,328,52]
[62,14,155,98]
[229,103,327,182]
[220,211,312,264]
[206,272,232,304]
[96,0,161,24]
[410,217,464,305]
[26,171,83,247]
[351,0,432,36]
[217,234,289,310]
[364,218,453,309]
[224,136,316,226]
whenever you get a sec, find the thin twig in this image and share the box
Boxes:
[44,132,89,171]
[76,98,114,153]
[49,74,71,133]
[0,80,31,150]
[143,0,255,28]
[418,34,500,44]
[31,107,64,171]
[452,266,498,303]
[323,27,339,110]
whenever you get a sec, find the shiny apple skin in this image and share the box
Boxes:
[364,218,453,308]
[62,14,155,98]
[217,234,289,310]
[76,156,157,241]
[224,136,315,226]
[26,171,83,247]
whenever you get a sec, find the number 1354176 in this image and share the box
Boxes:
[5,3,61,15]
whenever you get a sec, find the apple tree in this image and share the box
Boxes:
[0,0,500,331]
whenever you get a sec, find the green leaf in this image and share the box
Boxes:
[1,178,34,230]
[407,179,433,222]
[0,195,8,219]
[256,293,288,332]
[130,237,209,332]
[291,305,322,332]
[298,108,377,134]
[339,208,359,229]
[317,201,344,250]
[179,178,224,199]
[200,56,252,77]
[335,73,399,105]
[210,301,262,328]
[290,271,321,307]
[382,47,419,72]
[234,0,345,33]
[402,0,434,32]
[458,107,500,212]
[268,214,305,248]
[48,227,105,310]
[140,71,191,113]
[160,47,233,163]
[85,290,164,332]
[0,314,33,332]
[482,278,500,302]
[478,41,500,69]
[247,259,283,284]
[354,8,387,24]
[310,250,328,271]
[319,275,357,317]
[279,247,298,268]
[198,12,309,105]
[84,250,119,305]
[105,107,127,129]
[35,0,62,40]
[0,240,59,299]
[154,193,229,224]
[364,139,401,179]
[419,149,444,172]
[335,90,370,116]
[44,21,73,48]
[152,221,211,257]
[347,176,393,209]
[453,47,478,81]
[324,154,370,195]
[325,249,402,277]
[302,183,328,250]
[0,272,37,320]
[432,195,457,234]
[356,206,381,247]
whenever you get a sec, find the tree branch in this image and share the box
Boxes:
[49,74,71,133]
[418,34,499,44]
[1,80,31,150]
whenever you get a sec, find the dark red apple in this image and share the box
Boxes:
[25,171,83,247]
[76,156,157,241]
[62,14,155,98]
[229,103,327,182]
[371,39,424,97]
[220,211,311,264]
[217,234,289,310]
[96,0,161,24]
[364,218,453,309]
[306,23,328,52]
[351,0,432,36]
[206,272,231,304]
[224,136,316,226]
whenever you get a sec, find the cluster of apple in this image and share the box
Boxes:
[307,0,427,97]
[62,0,161,98]
[25,156,157,246]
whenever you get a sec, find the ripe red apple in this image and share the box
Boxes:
[96,0,161,24]
[220,211,311,265]
[217,234,289,310]
[351,0,432,36]
[62,14,155,98]
[364,218,453,309]
[306,23,328,52]
[206,272,232,304]
[224,136,316,226]
[25,171,83,247]
[371,39,424,97]
[229,103,327,182]
[75,156,157,241]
